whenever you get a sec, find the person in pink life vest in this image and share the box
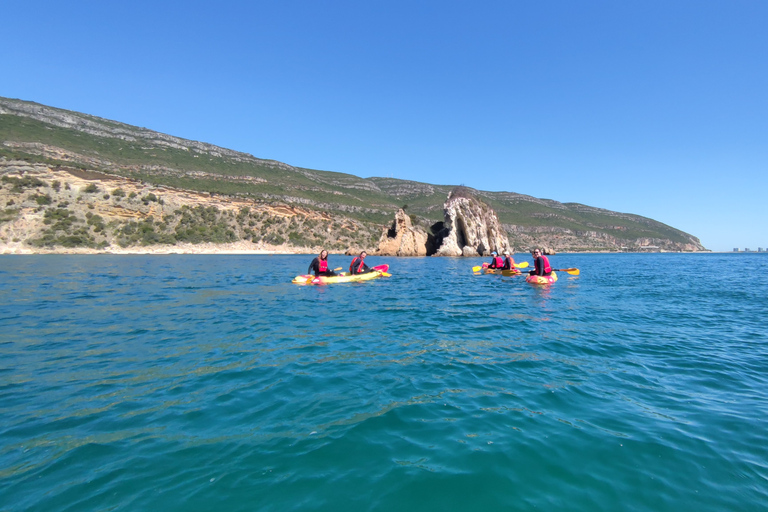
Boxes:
[349,250,373,275]
[487,251,504,269]
[308,249,337,277]
[501,250,517,271]
[528,248,553,276]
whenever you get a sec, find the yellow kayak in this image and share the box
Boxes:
[474,262,528,275]
[293,265,390,285]
[483,267,522,276]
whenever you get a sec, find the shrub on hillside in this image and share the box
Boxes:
[2,175,45,192]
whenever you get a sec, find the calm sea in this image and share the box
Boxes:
[1,253,766,512]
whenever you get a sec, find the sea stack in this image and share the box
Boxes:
[375,208,429,256]
[431,187,510,257]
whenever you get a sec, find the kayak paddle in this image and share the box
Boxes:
[554,268,580,275]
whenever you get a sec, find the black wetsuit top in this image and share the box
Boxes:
[308,257,336,276]
[349,257,372,275]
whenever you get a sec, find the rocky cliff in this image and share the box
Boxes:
[375,209,429,256]
[429,187,510,257]
[1,96,709,252]
[0,159,381,254]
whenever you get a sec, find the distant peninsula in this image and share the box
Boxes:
[0,97,706,255]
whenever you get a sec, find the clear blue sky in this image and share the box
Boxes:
[3,1,766,251]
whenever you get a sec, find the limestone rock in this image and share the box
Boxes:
[432,187,510,257]
[376,209,428,256]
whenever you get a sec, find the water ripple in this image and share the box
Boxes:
[1,254,767,511]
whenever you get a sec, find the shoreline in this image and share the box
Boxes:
[0,241,318,256]
[0,241,739,256]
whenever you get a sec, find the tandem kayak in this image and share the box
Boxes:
[525,271,558,285]
[479,263,523,276]
[483,267,522,276]
[292,264,390,285]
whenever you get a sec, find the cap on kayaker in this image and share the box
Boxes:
[503,250,509,255]
[491,251,497,255]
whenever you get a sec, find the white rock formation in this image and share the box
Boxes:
[432,188,510,257]
[375,208,428,256]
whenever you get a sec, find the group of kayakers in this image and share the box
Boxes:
[485,250,517,271]
[486,248,552,276]
[310,247,552,278]
[308,249,374,277]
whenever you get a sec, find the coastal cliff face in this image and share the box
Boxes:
[1,97,709,253]
[375,209,428,256]
[0,160,380,254]
[431,188,510,257]
[503,224,705,253]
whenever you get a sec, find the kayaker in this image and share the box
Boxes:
[487,251,504,269]
[501,250,517,271]
[308,250,337,277]
[528,248,553,276]
[349,250,373,275]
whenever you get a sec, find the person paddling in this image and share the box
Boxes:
[501,250,517,271]
[487,251,504,269]
[349,250,373,275]
[308,249,337,277]
[528,248,553,276]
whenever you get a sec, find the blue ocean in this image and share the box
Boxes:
[1,253,766,511]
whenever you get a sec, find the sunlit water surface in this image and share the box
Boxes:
[1,253,767,511]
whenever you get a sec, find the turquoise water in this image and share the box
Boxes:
[1,253,767,512]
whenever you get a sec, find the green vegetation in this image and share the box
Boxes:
[34,194,52,205]
[0,97,704,250]
[116,218,176,246]
[1,175,44,192]
[30,207,104,248]
[0,208,18,224]
[171,205,236,244]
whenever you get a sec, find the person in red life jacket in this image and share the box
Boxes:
[487,251,504,269]
[349,250,373,275]
[308,249,337,277]
[501,250,517,271]
[528,248,553,276]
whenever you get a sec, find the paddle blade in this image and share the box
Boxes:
[555,268,580,275]
[515,262,529,269]
[472,266,482,273]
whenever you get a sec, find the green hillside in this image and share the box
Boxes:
[0,97,705,252]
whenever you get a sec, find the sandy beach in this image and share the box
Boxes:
[0,241,324,256]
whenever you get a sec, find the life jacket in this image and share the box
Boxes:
[318,258,328,272]
[492,256,503,268]
[503,256,515,270]
[350,256,365,274]
[541,255,552,274]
